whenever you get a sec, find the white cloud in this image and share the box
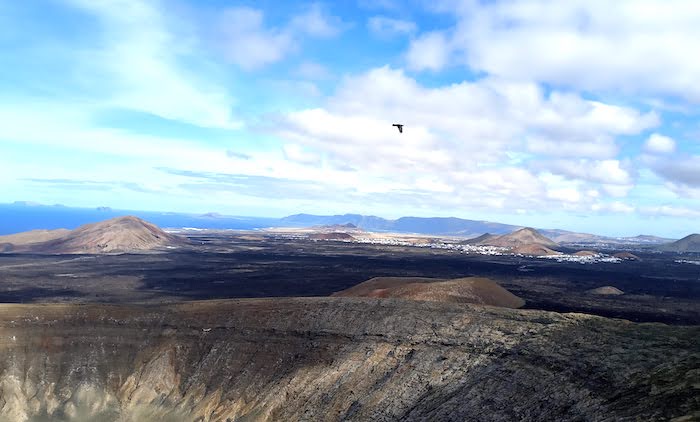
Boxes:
[644,133,676,154]
[640,205,700,218]
[289,3,344,38]
[547,187,582,203]
[368,16,417,37]
[540,159,633,185]
[219,7,295,70]
[282,144,321,165]
[422,0,700,102]
[274,66,655,211]
[296,61,332,80]
[591,201,636,213]
[406,31,451,71]
[219,4,344,70]
[646,154,700,188]
[66,0,238,128]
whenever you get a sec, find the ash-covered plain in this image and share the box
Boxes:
[0,230,698,324]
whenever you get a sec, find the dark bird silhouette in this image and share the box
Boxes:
[392,124,404,133]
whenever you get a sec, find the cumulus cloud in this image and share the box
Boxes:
[219,4,344,70]
[282,144,321,165]
[418,0,700,103]
[296,61,332,80]
[538,159,633,185]
[219,7,294,70]
[289,3,345,38]
[368,16,417,37]
[406,31,451,71]
[640,205,700,218]
[65,0,238,128]
[644,133,676,154]
[650,155,700,187]
[273,66,656,211]
[592,201,636,213]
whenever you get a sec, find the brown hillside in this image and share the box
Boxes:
[463,233,498,244]
[587,286,624,295]
[481,227,558,248]
[333,276,525,308]
[0,229,71,246]
[511,243,562,256]
[613,252,640,260]
[573,250,598,256]
[26,216,186,254]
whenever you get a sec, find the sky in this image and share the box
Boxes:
[1,0,699,238]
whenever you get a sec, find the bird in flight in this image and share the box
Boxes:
[392,124,404,133]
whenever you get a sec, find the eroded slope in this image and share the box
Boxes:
[0,298,697,421]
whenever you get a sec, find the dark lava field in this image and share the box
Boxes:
[0,232,698,325]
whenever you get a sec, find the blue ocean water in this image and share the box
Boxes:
[0,203,280,235]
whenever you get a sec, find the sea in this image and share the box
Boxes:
[0,203,279,235]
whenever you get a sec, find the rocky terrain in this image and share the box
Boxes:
[0,216,186,254]
[333,276,525,308]
[0,298,697,422]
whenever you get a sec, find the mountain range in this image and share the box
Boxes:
[280,213,675,244]
[0,202,681,244]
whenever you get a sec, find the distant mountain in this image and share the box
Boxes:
[391,217,517,236]
[280,214,518,236]
[462,233,499,244]
[627,234,674,243]
[658,234,700,253]
[480,228,558,248]
[4,216,187,254]
[279,214,393,231]
[0,203,680,243]
[540,229,604,244]
[312,223,360,231]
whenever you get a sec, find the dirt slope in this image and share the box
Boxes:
[0,229,71,245]
[333,276,525,308]
[511,243,562,256]
[480,227,558,248]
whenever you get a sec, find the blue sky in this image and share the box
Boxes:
[1,0,699,237]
